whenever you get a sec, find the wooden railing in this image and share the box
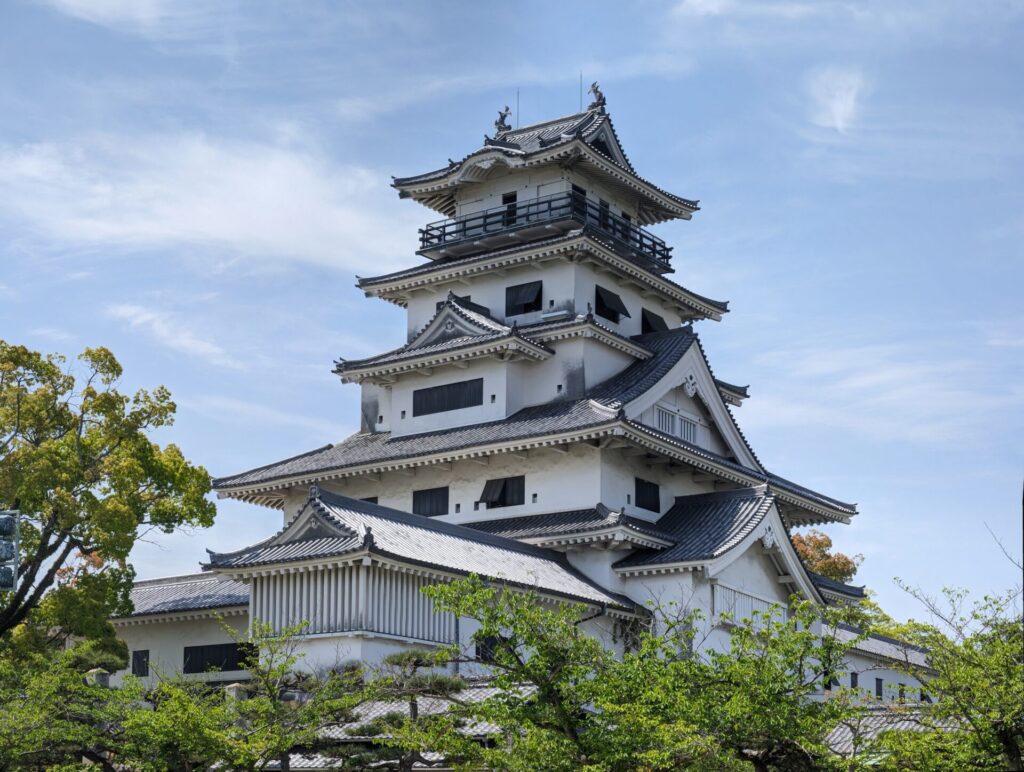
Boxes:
[419,191,672,270]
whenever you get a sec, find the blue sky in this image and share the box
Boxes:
[1,0,1021,623]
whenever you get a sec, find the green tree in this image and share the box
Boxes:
[878,582,1024,771]
[0,341,215,640]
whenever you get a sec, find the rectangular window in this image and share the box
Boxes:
[635,477,660,512]
[655,407,676,435]
[412,487,449,517]
[875,677,884,699]
[479,475,525,509]
[850,672,859,689]
[412,378,483,417]
[505,280,543,316]
[599,198,611,229]
[183,643,252,674]
[594,285,631,323]
[641,309,669,334]
[679,416,698,444]
[898,683,906,703]
[131,649,149,677]
[502,191,517,227]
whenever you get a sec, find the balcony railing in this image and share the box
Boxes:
[418,191,673,272]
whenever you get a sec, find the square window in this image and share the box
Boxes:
[478,476,525,509]
[505,280,543,316]
[635,477,660,512]
[412,487,449,517]
[594,285,631,323]
[641,309,669,333]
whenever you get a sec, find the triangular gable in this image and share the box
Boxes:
[623,340,762,470]
[409,295,509,349]
[264,498,357,547]
[703,501,824,605]
[584,117,634,173]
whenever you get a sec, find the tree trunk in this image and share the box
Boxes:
[997,729,1023,772]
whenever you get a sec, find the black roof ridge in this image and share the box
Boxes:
[495,108,597,137]
[808,570,867,595]
[462,502,671,541]
[714,377,750,396]
[671,484,771,504]
[132,572,227,587]
[217,443,335,481]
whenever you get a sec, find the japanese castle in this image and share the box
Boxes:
[113,90,920,703]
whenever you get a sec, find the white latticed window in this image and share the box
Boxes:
[713,584,785,628]
[679,416,697,443]
[655,407,676,435]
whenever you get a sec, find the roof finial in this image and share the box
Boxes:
[495,105,511,133]
[587,82,606,112]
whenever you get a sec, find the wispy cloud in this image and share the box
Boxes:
[105,303,241,368]
[30,327,75,342]
[741,342,1024,445]
[805,66,867,133]
[180,394,333,435]
[0,133,417,274]
[37,0,239,44]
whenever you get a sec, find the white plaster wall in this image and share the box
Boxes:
[598,447,712,518]
[112,614,249,688]
[317,442,602,523]
[573,263,684,337]
[714,548,791,606]
[388,358,509,438]
[405,261,575,336]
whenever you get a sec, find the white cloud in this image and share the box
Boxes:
[673,0,819,20]
[806,66,867,133]
[178,394,333,435]
[0,133,417,274]
[30,327,75,342]
[37,0,237,43]
[105,303,241,368]
[741,342,1024,445]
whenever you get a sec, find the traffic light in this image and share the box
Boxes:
[0,510,18,592]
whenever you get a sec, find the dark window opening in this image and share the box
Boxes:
[183,643,253,674]
[502,192,517,227]
[479,475,525,509]
[476,634,506,664]
[875,678,884,699]
[570,185,587,216]
[412,487,449,517]
[599,199,611,229]
[641,309,669,334]
[412,378,483,416]
[131,649,150,677]
[361,497,378,505]
[921,690,931,703]
[594,285,631,324]
[505,280,543,316]
[635,478,660,512]
[898,683,906,703]
[850,672,859,689]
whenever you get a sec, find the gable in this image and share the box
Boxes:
[624,342,761,469]
[410,301,507,349]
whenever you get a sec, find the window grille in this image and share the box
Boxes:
[183,643,252,674]
[412,378,483,416]
[679,416,698,444]
[412,487,449,517]
[655,407,676,435]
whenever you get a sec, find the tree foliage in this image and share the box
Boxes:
[0,341,215,641]
[791,529,863,583]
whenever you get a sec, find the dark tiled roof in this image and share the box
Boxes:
[392,108,699,214]
[809,571,866,599]
[356,229,730,316]
[615,487,774,568]
[121,574,249,617]
[214,327,696,490]
[826,708,953,757]
[714,377,749,399]
[207,490,635,610]
[464,503,672,542]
